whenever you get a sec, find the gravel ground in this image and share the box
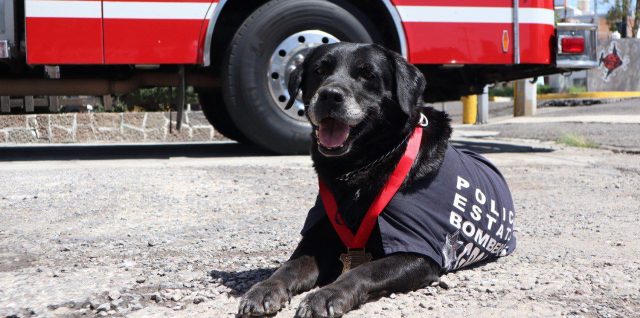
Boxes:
[1,142,639,317]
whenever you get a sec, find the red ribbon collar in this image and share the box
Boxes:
[318,126,423,249]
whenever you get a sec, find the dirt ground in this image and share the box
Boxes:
[1,139,639,317]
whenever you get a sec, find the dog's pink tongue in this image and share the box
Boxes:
[318,118,350,148]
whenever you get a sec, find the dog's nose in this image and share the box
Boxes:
[318,87,345,103]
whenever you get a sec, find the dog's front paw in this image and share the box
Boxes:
[295,287,356,318]
[237,280,290,317]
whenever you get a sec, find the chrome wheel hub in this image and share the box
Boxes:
[267,30,340,121]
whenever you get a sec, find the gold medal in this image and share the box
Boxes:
[339,248,372,273]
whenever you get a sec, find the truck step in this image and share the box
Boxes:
[1,96,60,113]
[0,40,9,59]
[0,95,114,114]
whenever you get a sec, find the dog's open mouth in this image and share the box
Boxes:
[315,118,351,155]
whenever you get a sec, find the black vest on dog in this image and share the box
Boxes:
[302,145,516,272]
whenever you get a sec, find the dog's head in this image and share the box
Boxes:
[286,43,426,158]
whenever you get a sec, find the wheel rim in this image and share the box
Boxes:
[267,30,340,122]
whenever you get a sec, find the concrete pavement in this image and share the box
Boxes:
[451,98,640,153]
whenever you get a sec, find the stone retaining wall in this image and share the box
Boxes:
[588,39,640,91]
[0,111,223,144]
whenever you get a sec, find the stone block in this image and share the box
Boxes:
[164,112,188,125]
[123,113,146,128]
[7,129,37,143]
[187,111,210,127]
[145,128,166,142]
[122,126,145,142]
[212,129,229,141]
[50,113,75,129]
[95,129,124,142]
[0,130,7,142]
[94,113,122,129]
[145,112,167,129]
[51,126,74,143]
[76,126,97,143]
[76,113,94,126]
[166,125,191,142]
[26,115,36,127]
[0,115,27,129]
[191,127,213,141]
[30,115,50,141]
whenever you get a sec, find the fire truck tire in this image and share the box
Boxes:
[222,0,379,154]
[197,89,250,143]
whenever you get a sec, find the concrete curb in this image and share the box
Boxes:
[538,91,640,100]
[488,115,640,125]
[599,145,640,155]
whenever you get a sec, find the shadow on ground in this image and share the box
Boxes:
[209,268,277,296]
[452,140,554,154]
[0,142,273,161]
[0,139,553,161]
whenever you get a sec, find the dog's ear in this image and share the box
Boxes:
[284,66,303,110]
[390,50,426,115]
[285,45,324,110]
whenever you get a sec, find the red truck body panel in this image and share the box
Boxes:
[394,0,555,64]
[25,0,215,64]
[24,0,555,66]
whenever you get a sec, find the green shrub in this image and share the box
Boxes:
[489,86,514,97]
[121,87,199,111]
[537,84,556,94]
[490,84,557,97]
[557,133,598,148]
[567,86,587,94]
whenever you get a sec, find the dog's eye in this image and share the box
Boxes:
[360,69,376,80]
[314,66,324,75]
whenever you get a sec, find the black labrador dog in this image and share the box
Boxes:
[238,43,516,318]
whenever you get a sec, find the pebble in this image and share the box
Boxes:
[89,299,101,310]
[151,293,164,303]
[193,296,206,304]
[136,278,146,284]
[108,290,121,301]
[421,287,438,296]
[96,303,110,313]
[111,299,123,309]
[439,280,457,290]
[171,291,183,302]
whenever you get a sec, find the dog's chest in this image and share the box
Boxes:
[332,186,379,233]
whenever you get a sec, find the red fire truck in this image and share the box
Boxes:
[0,0,597,154]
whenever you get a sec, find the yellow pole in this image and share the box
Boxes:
[461,95,477,124]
